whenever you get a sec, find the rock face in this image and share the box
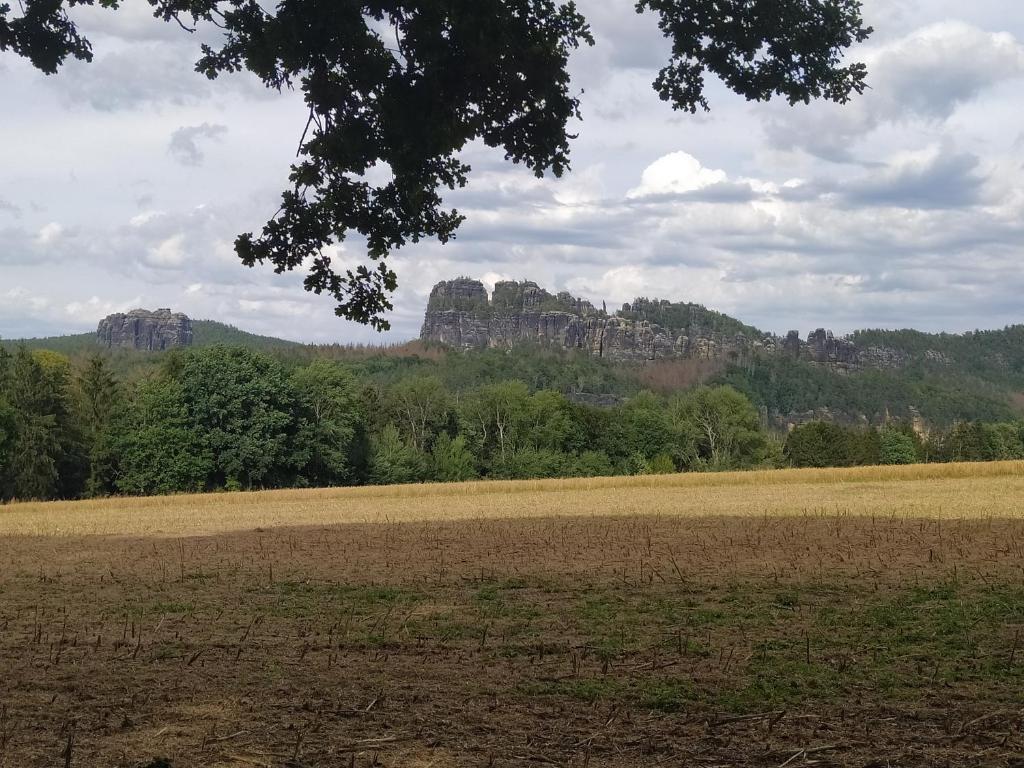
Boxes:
[97,309,193,351]
[421,278,906,371]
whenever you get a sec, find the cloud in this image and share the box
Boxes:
[46,43,213,111]
[840,145,986,209]
[35,222,65,246]
[4,286,52,313]
[876,22,1024,119]
[764,22,1024,160]
[145,233,189,269]
[64,295,142,324]
[584,4,671,72]
[43,40,273,111]
[168,123,228,167]
[627,152,728,198]
[237,297,316,319]
[69,2,215,44]
[0,198,19,217]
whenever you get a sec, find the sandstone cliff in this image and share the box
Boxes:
[420,278,907,371]
[97,309,193,351]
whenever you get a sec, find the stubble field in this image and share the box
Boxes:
[2,463,1024,767]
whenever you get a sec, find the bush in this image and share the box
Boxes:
[490,448,573,480]
[880,428,919,465]
[369,424,426,484]
[429,433,478,482]
[649,453,677,474]
[570,451,615,478]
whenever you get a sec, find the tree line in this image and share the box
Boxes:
[0,344,775,500]
[785,419,1024,468]
[1,344,1022,502]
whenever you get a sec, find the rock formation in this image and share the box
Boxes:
[420,278,907,371]
[97,309,193,351]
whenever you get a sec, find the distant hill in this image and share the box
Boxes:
[190,320,302,350]
[4,295,1024,428]
[418,277,1024,426]
[1,331,98,356]
[2,320,300,356]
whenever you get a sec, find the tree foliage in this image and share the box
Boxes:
[112,379,211,496]
[3,0,871,328]
[290,360,362,485]
[177,346,299,489]
[5,336,1024,503]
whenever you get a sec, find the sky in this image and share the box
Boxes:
[2,1,1023,344]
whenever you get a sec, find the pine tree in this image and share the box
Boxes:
[77,355,121,496]
[5,348,63,499]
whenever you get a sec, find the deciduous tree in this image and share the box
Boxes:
[291,360,363,485]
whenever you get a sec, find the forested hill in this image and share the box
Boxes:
[851,326,1024,384]
[191,320,302,350]
[3,315,1024,428]
[2,320,300,355]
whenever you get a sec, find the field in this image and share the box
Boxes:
[2,463,1024,767]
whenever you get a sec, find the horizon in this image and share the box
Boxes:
[6,273,1023,347]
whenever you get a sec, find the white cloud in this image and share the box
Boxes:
[35,222,64,245]
[479,271,514,294]
[64,295,142,323]
[145,233,188,268]
[3,286,52,313]
[627,152,728,198]
[237,298,315,319]
[130,210,164,227]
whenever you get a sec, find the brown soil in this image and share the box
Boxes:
[2,514,1024,767]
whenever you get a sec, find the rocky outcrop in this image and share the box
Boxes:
[421,278,905,372]
[97,309,193,351]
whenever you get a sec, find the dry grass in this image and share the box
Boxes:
[2,461,1024,537]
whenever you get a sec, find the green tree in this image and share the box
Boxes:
[848,426,882,466]
[524,389,577,453]
[113,379,212,496]
[784,421,853,468]
[625,452,652,476]
[177,346,299,490]
[459,381,531,464]
[618,391,674,460]
[6,1,870,328]
[671,386,770,470]
[979,422,1024,460]
[429,433,478,482]
[649,453,676,474]
[35,350,90,496]
[386,375,449,451]
[369,424,425,485]
[942,421,985,462]
[1,348,87,500]
[78,356,119,434]
[77,355,121,495]
[0,398,13,495]
[290,361,363,486]
[569,450,615,478]
[492,448,572,480]
[0,347,13,497]
[879,428,919,465]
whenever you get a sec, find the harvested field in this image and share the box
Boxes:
[2,463,1024,767]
